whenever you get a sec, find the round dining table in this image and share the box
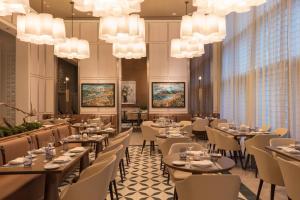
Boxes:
[163,153,235,174]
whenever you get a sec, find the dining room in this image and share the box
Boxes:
[0,0,300,200]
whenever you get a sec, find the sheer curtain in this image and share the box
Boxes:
[221,0,300,139]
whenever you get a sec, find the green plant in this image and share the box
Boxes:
[0,122,42,138]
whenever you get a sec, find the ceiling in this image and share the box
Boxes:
[29,0,196,19]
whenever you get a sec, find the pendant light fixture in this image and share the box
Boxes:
[17,0,66,45]
[113,39,146,59]
[171,1,205,58]
[54,2,90,59]
[99,14,145,43]
[0,0,30,16]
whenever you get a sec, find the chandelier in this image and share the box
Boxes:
[180,12,226,43]
[17,0,66,45]
[193,0,267,16]
[73,0,144,17]
[17,13,66,45]
[99,14,145,43]
[54,2,90,59]
[171,38,204,58]
[0,0,30,16]
[113,40,146,59]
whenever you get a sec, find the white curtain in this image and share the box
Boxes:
[221,0,300,140]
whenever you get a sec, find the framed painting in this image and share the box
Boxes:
[121,81,136,104]
[152,82,185,108]
[81,83,115,107]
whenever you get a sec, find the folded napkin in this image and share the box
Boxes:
[191,160,213,167]
[9,157,25,165]
[53,156,71,163]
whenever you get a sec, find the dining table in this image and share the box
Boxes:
[0,146,90,200]
[155,133,190,139]
[216,127,270,139]
[151,123,184,129]
[163,153,235,174]
[266,146,300,162]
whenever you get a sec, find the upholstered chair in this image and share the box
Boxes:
[140,123,159,155]
[270,138,295,148]
[205,126,216,152]
[272,128,289,137]
[175,175,241,200]
[251,147,284,200]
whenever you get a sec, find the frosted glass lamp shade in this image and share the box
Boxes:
[171,38,205,58]
[113,40,146,59]
[54,37,90,59]
[0,0,30,16]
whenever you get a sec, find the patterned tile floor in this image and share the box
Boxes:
[111,145,251,200]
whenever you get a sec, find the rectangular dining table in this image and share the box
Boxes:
[0,146,90,200]
[266,146,300,162]
[216,128,266,139]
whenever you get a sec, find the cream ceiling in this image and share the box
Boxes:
[29,0,196,19]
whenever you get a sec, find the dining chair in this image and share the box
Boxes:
[57,125,72,140]
[272,128,289,137]
[251,147,284,200]
[210,119,227,129]
[244,134,279,170]
[60,155,116,200]
[179,121,193,136]
[103,122,112,129]
[205,126,216,152]
[34,130,56,148]
[192,118,209,140]
[175,174,241,200]
[95,144,123,200]
[277,157,300,200]
[126,112,139,126]
[112,127,133,165]
[270,138,295,148]
[140,123,159,155]
[213,129,244,168]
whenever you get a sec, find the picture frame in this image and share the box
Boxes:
[81,83,115,107]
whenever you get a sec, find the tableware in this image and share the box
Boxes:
[53,156,71,163]
[32,148,45,154]
[63,152,76,157]
[191,160,213,168]
[172,160,186,166]
[44,163,60,170]
[8,157,25,165]
[69,147,85,153]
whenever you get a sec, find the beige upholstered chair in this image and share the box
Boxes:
[272,128,288,137]
[217,122,230,129]
[213,129,243,167]
[192,118,208,132]
[60,155,116,200]
[95,144,123,200]
[210,119,228,129]
[175,174,241,200]
[277,157,300,200]
[270,138,295,148]
[179,121,193,136]
[244,134,279,169]
[141,123,159,155]
[251,147,284,200]
[205,126,216,152]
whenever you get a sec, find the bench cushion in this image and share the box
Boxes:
[57,125,71,139]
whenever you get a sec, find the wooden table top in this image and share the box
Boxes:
[151,123,184,128]
[0,146,89,175]
[156,133,190,139]
[65,135,107,143]
[163,153,235,174]
[266,146,300,162]
[216,128,269,138]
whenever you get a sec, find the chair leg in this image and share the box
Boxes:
[167,173,170,185]
[233,151,238,164]
[238,150,244,169]
[119,162,124,183]
[256,179,264,200]
[271,184,276,200]
[141,140,146,154]
[121,159,126,176]
[245,154,250,170]
[126,147,130,163]
[229,151,233,159]
[113,180,119,200]
[109,182,114,200]
[174,187,178,200]
[160,155,163,170]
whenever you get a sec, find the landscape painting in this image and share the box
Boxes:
[81,83,115,107]
[152,82,185,108]
[121,81,136,104]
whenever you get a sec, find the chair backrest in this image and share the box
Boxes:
[57,125,71,140]
[251,147,284,186]
[160,137,192,157]
[217,123,229,129]
[272,128,288,136]
[61,155,116,200]
[127,112,138,120]
[141,124,159,141]
[34,130,55,148]
[112,127,133,141]
[270,138,296,148]
[179,121,192,126]
[168,143,203,155]
[245,134,279,155]
[277,157,300,200]
[180,121,192,134]
[213,129,239,151]
[205,126,215,145]
[0,136,31,164]
[175,174,241,200]
[192,118,209,131]
[210,119,227,129]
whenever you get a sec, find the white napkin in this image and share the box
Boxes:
[9,157,25,165]
[191,160,213,167]
[53,156,71,163]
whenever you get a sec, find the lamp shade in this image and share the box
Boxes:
[17,13,66,45]
[113,40,146,59]
[0,0,30,16]
[180,13,226,43]
[54,37,90,59]
[99,14,145,43]
[171,38,205,58]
